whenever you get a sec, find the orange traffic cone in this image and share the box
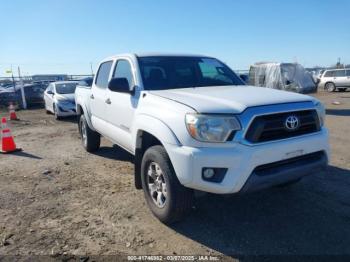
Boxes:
[1,117,22,154]
[9,103,19,121]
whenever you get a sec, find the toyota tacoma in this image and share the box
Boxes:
[75,53,329,223]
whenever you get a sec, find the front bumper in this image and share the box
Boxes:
[164,128,330,194]
[56,102,77,117]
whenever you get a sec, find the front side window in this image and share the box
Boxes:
[113,60,134,86]
[346,70,350,77]
[55,83,78,94]
[95,61,113,88]
[138,56,244,90]
[324,71,335,77]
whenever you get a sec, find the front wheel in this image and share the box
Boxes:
[79,114,100,152]
[141,145,193,224]
[53,104,61,120]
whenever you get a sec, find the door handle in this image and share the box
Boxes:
[90,94,94,99]
[105,98,111,104]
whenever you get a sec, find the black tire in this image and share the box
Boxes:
[338,88,347,92]
[141,145,193,224]
[79,114,100,152]
[325,82,336,92]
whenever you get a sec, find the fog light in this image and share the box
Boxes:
[203,168,215,179]
[202,167,228,183]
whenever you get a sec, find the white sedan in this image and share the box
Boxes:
[44,81,78,119]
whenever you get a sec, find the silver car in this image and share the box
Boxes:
[319,69,350,92]
[43,81,78,119]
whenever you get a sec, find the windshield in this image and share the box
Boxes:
[138,56,244,90]
[55,83,77,94]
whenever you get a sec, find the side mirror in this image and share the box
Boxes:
[108,78,133,94]
[47,90,54,95]
[285,80,292,85]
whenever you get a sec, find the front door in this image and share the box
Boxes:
[43,83,54,112]
[105,59,137,151]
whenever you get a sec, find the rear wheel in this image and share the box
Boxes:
[79,114,100,152]
[141,145,193,224]
[325,82,336,92]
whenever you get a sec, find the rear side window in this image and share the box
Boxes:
[95,61,113,88]
[334,70,345,77]
[324,71,335,77]
[113,60,134,86]
[347,70,350,76]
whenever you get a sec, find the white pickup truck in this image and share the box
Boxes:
[75,53,329,223]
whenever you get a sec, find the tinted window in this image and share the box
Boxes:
[113,60,134,86]
[347,70,350,77]
[324,71,335,77]
[138,56,244,90]
[55,83,78,94]
[334,70,345,77]
[96,61,113,88]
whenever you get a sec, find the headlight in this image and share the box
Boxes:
[313,100,325,126]
[185,114,241,143]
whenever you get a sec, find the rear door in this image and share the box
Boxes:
[90,60,113,132]
[333,70,347,87]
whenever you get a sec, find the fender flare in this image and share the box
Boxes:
[132,114,181,189]
[132,114,181,149]
[76,103,96,131]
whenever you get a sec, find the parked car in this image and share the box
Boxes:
[44,81,78,119]
[75,53,329,224]
[319,68,350,92]
[0,83,47,108]
[249,62,317,93]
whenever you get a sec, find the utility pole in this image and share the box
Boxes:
[18,66,27,109]
[11,65,16,93]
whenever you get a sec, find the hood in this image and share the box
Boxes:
[55,93,75,102]
[149,85,312,113]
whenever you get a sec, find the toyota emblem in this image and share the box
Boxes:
[285,115,300,131]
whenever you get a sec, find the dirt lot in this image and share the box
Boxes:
[0,90,350,260]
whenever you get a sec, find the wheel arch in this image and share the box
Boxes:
[133,115,181,189]
[76,103,95,130]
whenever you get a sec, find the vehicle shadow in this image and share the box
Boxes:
[326,109,350,116]
[92,145,133,162]
[171,165,350,258]
[58,116,78,123]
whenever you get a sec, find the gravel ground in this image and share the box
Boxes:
[0,90,349,261]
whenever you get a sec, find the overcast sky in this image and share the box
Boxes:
[1,0,349,76]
